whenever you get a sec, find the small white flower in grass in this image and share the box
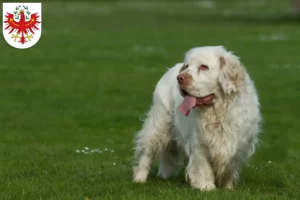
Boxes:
[81,150,85,153]
[110,150,114,153]
[268,161,272,164]
[113,162,116,165]
[91,150,94,153]
[104,148,108,151]
[76,150,80,153]
[85,147,89,150]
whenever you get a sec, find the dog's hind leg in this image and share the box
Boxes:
[157,140,180,180]
[133,103,173,183]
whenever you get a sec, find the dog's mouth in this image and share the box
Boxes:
[180,88,201,99]
[180,88,189,97]
[178,88,215,116]
[180,88,214,99]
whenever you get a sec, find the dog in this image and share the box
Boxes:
[133,46,261,191]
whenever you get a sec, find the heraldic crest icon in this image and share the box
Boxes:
[2,3,42,49]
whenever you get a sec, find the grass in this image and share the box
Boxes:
[1,0,300,199]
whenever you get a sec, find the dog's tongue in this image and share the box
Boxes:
[178,95,197,116]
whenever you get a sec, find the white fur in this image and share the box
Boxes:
[133,46,261,191]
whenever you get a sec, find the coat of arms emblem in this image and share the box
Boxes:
[2,3,42,49]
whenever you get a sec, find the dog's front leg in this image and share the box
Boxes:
[185,145,215,191]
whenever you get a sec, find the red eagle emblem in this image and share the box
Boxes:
[4,6,40,44]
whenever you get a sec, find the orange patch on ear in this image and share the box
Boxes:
[220,56,226,68]
[231,74,239,82]
[234,69,245,86]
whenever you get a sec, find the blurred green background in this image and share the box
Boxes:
[1,0,300,199]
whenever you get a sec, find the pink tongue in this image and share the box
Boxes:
[178,95,197,116]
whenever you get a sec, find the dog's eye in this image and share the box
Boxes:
[183,65,188,70]
[199,64,209,71]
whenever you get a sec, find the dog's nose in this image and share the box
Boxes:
[177,74,185,83]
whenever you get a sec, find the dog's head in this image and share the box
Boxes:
[177,46,245,101]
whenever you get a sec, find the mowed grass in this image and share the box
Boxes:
[1,0,300,199]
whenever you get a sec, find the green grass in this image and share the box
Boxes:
[1,0,300,199]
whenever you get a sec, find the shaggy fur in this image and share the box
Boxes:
[133,46,261,191]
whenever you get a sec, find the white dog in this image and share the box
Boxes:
[133,46,261,191]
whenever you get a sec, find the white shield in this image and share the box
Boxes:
[2,3,42,49]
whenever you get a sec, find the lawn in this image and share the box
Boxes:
[1,0,300,199]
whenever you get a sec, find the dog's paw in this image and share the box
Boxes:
[191,182,216,191]
[157,167,176,180]
[157,172,171,180]
[133,170,148,183]
[224,182,235,191]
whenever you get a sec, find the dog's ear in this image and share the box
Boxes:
[218,49,245,95]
